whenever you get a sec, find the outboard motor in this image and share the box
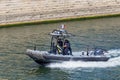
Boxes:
[94,49,105,55]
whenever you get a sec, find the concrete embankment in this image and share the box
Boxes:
[0,0,120,26]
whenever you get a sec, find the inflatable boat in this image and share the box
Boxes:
[26,49,110,65]
[26,25,110,65]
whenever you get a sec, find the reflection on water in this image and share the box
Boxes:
[0,17,120,80]
[29,67,70,80]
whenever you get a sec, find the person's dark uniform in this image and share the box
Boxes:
[56,38,63,54]
[63,39,72,55]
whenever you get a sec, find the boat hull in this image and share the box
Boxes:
[26,49,110,65]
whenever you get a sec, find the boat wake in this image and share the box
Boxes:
[47,49,120,69]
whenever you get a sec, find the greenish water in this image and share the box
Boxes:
[0,17,120,80]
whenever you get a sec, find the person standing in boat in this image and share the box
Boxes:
[63,39,72,55]
[56,38,63,54]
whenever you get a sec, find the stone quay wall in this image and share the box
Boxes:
[0,0,120,25]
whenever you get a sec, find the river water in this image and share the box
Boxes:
[0,17,120,80]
